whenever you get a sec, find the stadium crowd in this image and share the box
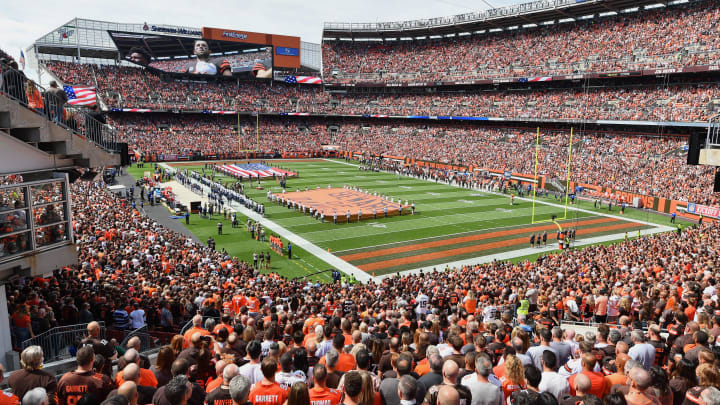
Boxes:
[3,171,720,405]
[44,62,324,112]
[106,115,329,157]
[43,60,720,123]
[322,0,720,83]
[104,114,717,205]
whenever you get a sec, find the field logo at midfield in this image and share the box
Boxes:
[274,188,410,219]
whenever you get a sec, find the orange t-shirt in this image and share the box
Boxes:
[569,371,608,399]
[184,327,211,348]
[247,297,260,313]
[464,298,477,315]
[414,359,430,376]
[115,368,158,388]
[232,295,246,314]
[319,352,356,373]
[249,382,288,405]
[501,380,525,400]
[309,386,342,405]
[205,376,223,393]
[11,314,30,328]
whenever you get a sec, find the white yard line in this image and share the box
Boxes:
[333,215,601,255]
[323,159,673,230]
[179,176,374,283]
[322,159,675,279]
[376,226,670,279]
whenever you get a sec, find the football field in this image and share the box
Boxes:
[164,159,680,278]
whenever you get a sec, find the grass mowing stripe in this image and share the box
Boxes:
[357,220,648,272]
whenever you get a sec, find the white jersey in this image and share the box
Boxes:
[416,294,429,315]
[559,357,601,378]
[483,305,497,324]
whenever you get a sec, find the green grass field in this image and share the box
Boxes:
[158,159,687,278]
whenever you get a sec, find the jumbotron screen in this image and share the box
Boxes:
[123,39,272,79]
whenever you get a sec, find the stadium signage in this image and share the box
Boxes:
[686,203,720,218]
[144,24,201,36]
[222,31,248,40]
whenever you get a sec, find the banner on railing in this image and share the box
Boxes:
[686,203,720,218]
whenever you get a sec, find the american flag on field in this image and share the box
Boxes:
[219,163,296,179]
[284,75,322,85]
[63,85,97,106]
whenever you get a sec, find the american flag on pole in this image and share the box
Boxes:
[63,85,97,106]
[219,163,296,179]
[284,75,322,85]
[18,50,25,70]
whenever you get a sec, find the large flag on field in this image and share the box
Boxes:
[63,85,97,106]
[219,163,296,178]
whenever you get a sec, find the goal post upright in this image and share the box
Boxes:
[563,127,574,219]
[531,127,573,224]
[531,127,540,222]
[238,112,261,154]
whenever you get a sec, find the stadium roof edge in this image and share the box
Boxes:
[29,18,322,71]
[322,0,682,40]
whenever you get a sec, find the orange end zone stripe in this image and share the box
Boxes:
[340,217,616,262]
[356,221,643,272]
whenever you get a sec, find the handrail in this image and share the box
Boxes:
[0,60,121,154]
[20,322,106,363]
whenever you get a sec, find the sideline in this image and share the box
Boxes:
[323,159,674,278]
[178,174,375,283]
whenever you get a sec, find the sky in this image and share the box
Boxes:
[0,0,522,64]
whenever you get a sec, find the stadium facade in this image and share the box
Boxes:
[25,18,322,73]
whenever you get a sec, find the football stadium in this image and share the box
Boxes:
[1,1,720,404]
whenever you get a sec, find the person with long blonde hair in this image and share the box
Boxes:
[501,355,526,400]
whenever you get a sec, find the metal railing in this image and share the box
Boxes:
[706,114,720,148]
[0,61,120,153]
[120,325,159,353]
[20,322,105,363]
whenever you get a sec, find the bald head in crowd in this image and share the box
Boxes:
[124,349,140,364]
[574,374,591,396]
[191,332,202,348]
[118,381,138,405]
[127,336,141,351]
[442,360,460,384]
[88,321,101,337]
[123,363,141,383]
[437,385,459,405]
[629,368,652,391]
[223,364,239,383]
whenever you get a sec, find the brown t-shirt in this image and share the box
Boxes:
[8,369,58,405]
[206,387,233,405]
[57,370,114,405]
